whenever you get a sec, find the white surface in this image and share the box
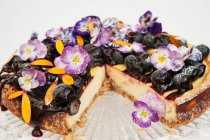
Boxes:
[0,0,210,66]
[1,0,210,139]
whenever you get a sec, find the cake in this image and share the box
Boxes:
[0,11,210,137]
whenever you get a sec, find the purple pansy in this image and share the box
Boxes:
[151,46,171,70]
[54,45,90,74]
[169,51,184,71]
[117,42,144,53]
[91,28,111,47]
[18,69,46,91]
[132,101,159,128]
[139,92,166,118]
[74,16,101,36]
[19,39,47,61]
[46,27,64,38]
[138,11,162,35]
[60,27,77,46]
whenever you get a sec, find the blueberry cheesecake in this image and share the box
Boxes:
[0,11,210,137]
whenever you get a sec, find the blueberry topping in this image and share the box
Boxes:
[134,33,144,43]
[113,51,124,64]
[142,33,155,48]
[124,55,137,68]
[196,44,209,58]
[151,70,173,93]
[173,74,193,92]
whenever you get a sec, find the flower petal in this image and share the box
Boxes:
[22,93,31,124]
[132,111,151,128]
[54,56,67,69]
[112,40,131,46]
[35,71,46,86]
[45,79,58,105]
[46,27,64,38]
[131,42,144,53]
[76,36,84,47]
[8,91,24,99]
[30,59,54,66]
[62,74,74,85]
[46,67,66,75]
[56,39,64,55]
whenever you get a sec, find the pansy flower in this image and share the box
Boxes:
[90,28,111,47]
[19,39,47,61]
[132,101,159,128]
[18,69,46,91]
[54,45,90,74]
[46,27,64,38]
[137,11,162,35]
[74,16,101,36]
[117,42,144,53]
[59,27,77,46]
[151,46,171,70]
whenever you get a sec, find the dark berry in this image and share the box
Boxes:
[67,99,81,115]
[196,44,209,58]
[2,65,14,73]
[113,51,124,64]
[135,52,148,62]
[127,63,143,78]
[151,70,173,93]
[32,126,43,137]
[30,32,38,40]
[12,56,23,71]
[184,59,198,66]
[173,74,193,92]
[124,55,137,68]
[52,84,76,106]
[46,73,57,83]
[142,33,155,48]
[134,33,144,43]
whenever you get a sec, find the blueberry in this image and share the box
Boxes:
[141,61,153,74]
[113,51,124,64]
[196,44,209,58]
[67,99,81,115]
[124,55,137,68]
[160,35,170,46]
[127,63,143,78]
[90,47,103,57]
[134,33,144,43]
[151,70,173,93]
[52,84,76,106]
[12,55,23,71]
[135,52,148,62]
[184,59,198,66]
[142,33,155,48]
[173,74,193,92]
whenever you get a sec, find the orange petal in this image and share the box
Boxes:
[112,40,131,46]
[147,49,157,55]
[117,22,123,29]
[76,36,84,47]
[22,93,31,124]
[168,35,182,47]
[30,59,53,66]
[46,67,66,74]
[113,64,127,71]
[45,78,58,105]
[62,74,74,85]
[8,91,24,99]
[90,66,101,77]
[56,39,64,55]
[88,20,94,31]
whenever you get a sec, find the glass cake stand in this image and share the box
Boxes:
[1,92,210,140]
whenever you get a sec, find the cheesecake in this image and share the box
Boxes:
[0,11,210,137]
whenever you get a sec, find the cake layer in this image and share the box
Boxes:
[106,64,210,127]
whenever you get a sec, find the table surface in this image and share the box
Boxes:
[0,0,210,139]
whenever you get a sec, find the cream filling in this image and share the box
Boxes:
[67,66,106,127]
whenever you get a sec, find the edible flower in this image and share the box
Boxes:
[54,45,90,74]
[46,27,64,38]
[132,101,159,128]
[18,69,46,91]
[60,27,77,46]
[137,11,162,35]
[19,39,47,61]
[117,42,144,53]
[151,46,171,71]
[90,28,111,47]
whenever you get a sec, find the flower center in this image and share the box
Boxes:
[73,56,80,63]
[23,78,32,86]
[140,110,148,118]
[24,47,32,55]
[157,56,166,64]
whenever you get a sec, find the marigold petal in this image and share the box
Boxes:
[56,39,64,55]
[8,91,24,99]
[88,20,94,31]
[117,22,123,29]
[62,74,74,85]
[112,40,131,46]
[46,67,66,74]
[30,59,53,66]
[22,93,31,124]
[147,49,157,55]
[113,64,127,71]
[76,36,84,47]
[45,78,58,105]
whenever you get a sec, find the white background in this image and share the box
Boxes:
[0,0,210,66]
